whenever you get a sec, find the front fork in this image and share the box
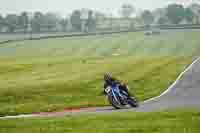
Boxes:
[111,87,125,105]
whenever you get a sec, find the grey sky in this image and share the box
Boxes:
[0,0,199,16]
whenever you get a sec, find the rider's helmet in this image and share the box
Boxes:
[104,73,113,83]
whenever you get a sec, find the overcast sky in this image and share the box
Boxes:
[0,0,200,16]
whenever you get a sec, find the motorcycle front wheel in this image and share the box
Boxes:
[127,97,139,107]
[107,92,123,109]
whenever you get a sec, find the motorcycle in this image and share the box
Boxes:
[104,84,139,109]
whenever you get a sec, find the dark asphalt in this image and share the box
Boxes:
[136,57,200,112]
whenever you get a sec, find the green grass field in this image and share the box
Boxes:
[0,109,200,133]
[0,31,200,116]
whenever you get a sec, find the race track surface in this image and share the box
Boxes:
[136,56,200,112]
[1,57,200,119]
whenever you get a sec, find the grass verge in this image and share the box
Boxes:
[0,56,192,116]
[0,108,200,133]
[0,31,199,116]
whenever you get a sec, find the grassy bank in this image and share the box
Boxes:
[0,31,199,116]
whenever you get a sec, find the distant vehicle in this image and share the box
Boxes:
[144,29,161,35]
[105,83,139,109]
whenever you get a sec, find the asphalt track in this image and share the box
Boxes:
[1,57,200,119]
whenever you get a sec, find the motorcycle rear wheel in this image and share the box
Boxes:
[127,97,139,107]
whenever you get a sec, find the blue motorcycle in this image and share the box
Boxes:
[105,84,139,109]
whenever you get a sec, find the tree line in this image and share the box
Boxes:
[0,10,97,33]
[135,3,200,26]
[0,3,200,33]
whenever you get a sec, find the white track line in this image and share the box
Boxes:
[0,57,200,119]
[142,57,200,103]
[0,114,37,119]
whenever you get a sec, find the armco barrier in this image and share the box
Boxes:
[0,30,138,45]
[0,25,200,45]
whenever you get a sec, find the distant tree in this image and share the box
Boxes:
[70,10,82,31]
[188,3,200,24]
[94,12,106,30]
[184,8,194,23]
[166,4,185,24]
[158,17,168,25]
[189,3,200,13]
[152,8,166,18]
[109,13,114,30]
[86,10,96,31]
[152,8,168,24]
[31,12,44,32]
[18,12,29,33]
[4,14,19,32]
[0,15,4,31]
[59,18,68,32]
[120,4,135,18]
[141,10,154,25]
[95,12,106,21]
[44,13,59,31]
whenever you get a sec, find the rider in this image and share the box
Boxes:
[103,73,131,97]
